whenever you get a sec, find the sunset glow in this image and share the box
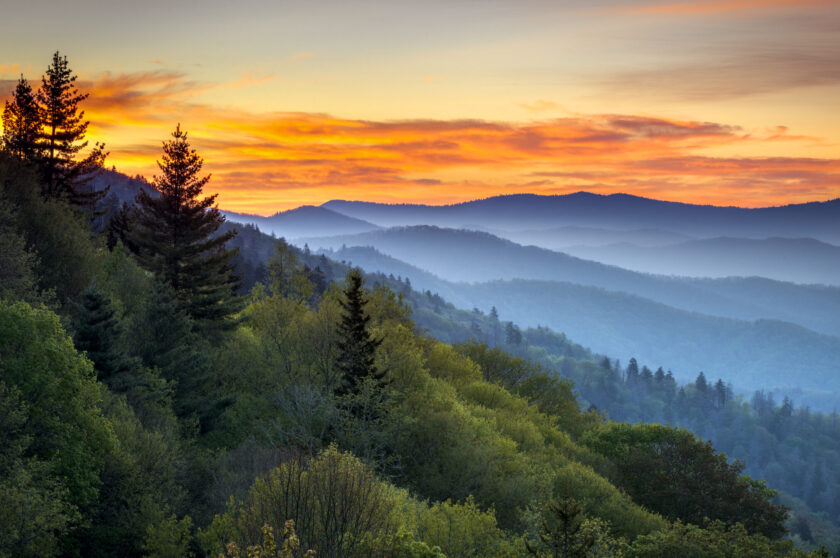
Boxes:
[2,0,838,213]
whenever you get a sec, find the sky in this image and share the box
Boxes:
[1,0,839,214]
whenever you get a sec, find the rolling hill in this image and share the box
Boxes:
[323,245,840,394]
[223,205,379,239]
[301,226,840,337]
[322,192,840,243]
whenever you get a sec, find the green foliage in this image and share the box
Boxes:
[416,496,521,558]
[525,497,596,558]
[219,521,314,558]
[0,300,115,513]
[0,196,43,304]
[201,446,410,557]
[357,528,446,558]
[70,284,141,386]
[79,392,187,557]
[268,239,314,302]
[0,153,102,303]
[0,382,77,558]
[582,423,788,539]
[142,514,195,558]
[626,520,823,558]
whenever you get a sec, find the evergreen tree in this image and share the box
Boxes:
[131,124,241,331]
[336,269,384,395]
[505,322,523,345]
[106,201,135,251]
[70,285,137,386]
[1,76,40,162]
[626,358,640,385]
[526,496,595,558]
[36,51,107,206]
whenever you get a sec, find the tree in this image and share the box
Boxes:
[1,76,40,162]
[106,201,136,251]
[526,496,596,558]
[0,300,116,538]
[131,124,241,331]
[505,321,523,345]
[336,269,384,395]
[36,51,107,206]
[582,423,788,539]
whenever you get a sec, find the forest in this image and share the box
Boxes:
[0,52,836,557]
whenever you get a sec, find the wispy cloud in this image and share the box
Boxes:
[3,69,837,212]
[604,0,832,16]
[603,50,840,101]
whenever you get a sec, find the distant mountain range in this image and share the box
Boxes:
[499,225,695,249]
[321,192,840,243]
[562,237,840,286]
[325,245,840,393]
[222,206,379,239]
[303,225,840,337]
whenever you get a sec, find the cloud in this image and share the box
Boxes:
[6,68,834,213]
[604,0,832,16]
[604,50,840,101]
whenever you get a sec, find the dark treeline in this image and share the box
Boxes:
[0,52,835,557]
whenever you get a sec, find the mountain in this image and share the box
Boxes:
[301,226,840,337]
[223,205,379,239]
[562,237,840,286]
[323,245,840,394]
[323,192,840,243]
[500,225,695,249]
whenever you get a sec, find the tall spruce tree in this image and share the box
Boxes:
[36,51,107,206]
[131,124,241,331]
[1,76,40,162]
[336,269,384,395]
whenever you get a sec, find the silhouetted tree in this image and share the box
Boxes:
[1,76,40,162]
[106,201,135,250]
[131,125,241,332]
[36,51,107,206]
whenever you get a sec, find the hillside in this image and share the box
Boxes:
[301,226,840,338]
[223,205,379,239]
[323,245,840,394]
[563,237,840,285]
[323,192,840,243]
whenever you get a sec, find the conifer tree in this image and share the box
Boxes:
[36,51,107,205]
[1,76,40,162]
[526,496,596,558]
[70,285,137,385]
[131,124,241,331]
[106,201,136,251]
[336,269,384,395]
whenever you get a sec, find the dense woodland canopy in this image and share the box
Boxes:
[0,52,837,557]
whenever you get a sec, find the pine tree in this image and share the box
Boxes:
[526,496,596,558]
[131,124,241,331]
[36,51,107,206]
[336,269,384,395]
[1,76,40,162]
[106,201,135,251]
[70,285,137,384]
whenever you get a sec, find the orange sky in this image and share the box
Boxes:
[2,0,839,214]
